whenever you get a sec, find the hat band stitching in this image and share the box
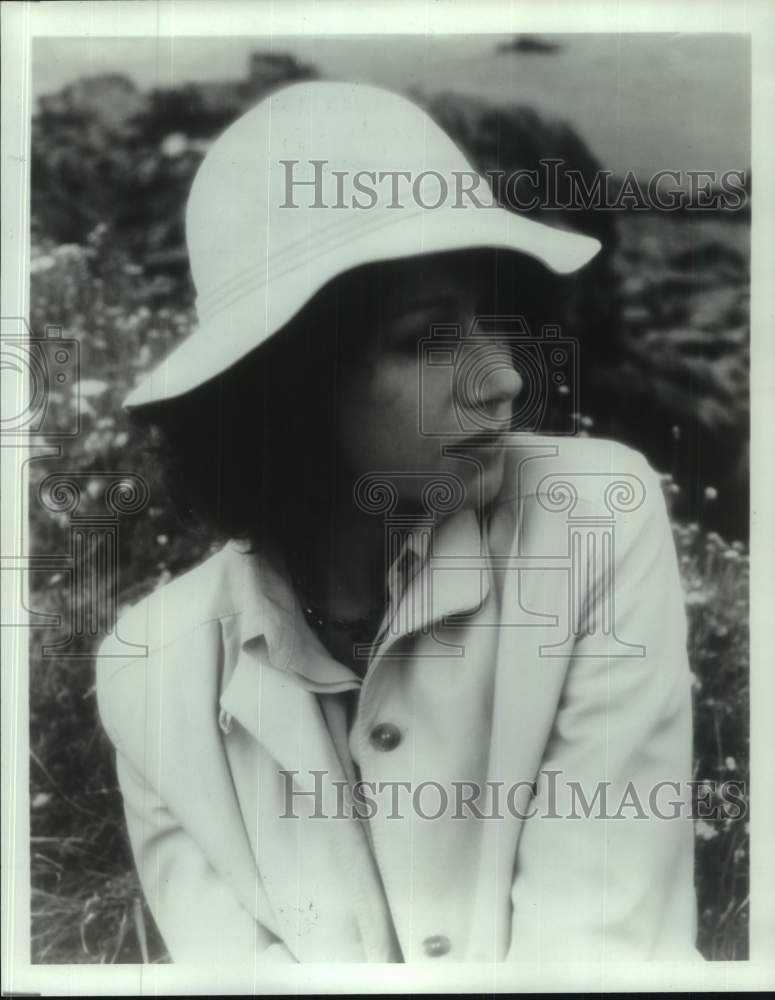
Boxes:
[196,202,435,324]
[195,199,440,321]
[194,198,392,306]
[195,165,499,315]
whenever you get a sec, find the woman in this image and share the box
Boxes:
[95,81,698,964]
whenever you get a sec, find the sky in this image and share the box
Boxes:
[32,33,750,181]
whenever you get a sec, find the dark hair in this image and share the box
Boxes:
[131,249,562,552]
[131,265,374,552]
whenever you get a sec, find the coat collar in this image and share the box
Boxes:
[219,505,492,718]
[213,504,503,960]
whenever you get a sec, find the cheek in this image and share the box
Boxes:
[339,362,442,468]
[373,361,455,428]
[375,370,421,432]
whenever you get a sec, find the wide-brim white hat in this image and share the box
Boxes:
[124,80,601,409]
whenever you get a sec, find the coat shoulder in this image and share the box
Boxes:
[490,434,670,559]
[498,433,662,504]
[94,541,254,754]
[100,545,232,652]
[93,543,241,715]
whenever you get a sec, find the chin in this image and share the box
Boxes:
[457,452,505,509]
[480,465,505,505]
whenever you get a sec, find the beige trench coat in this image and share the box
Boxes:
[95,434,700,964]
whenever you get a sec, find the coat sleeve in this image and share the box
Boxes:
[506,454,701,962]
[96,651,296,965]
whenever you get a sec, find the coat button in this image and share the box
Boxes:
[369,722,402,752]
[422,934,451,957]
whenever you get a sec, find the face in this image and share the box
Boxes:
[333,251,524,512]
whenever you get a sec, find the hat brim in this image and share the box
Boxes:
[123,206,601,410]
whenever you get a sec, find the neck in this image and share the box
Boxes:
[281,477,416,621]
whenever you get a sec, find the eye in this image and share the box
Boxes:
[387,315,436,353]
[384,296,471,354]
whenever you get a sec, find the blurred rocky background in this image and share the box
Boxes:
[26,42,749,963]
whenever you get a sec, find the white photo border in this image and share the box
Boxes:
[2,0,774,994]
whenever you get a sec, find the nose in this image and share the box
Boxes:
[478,363,523,413]
[463,338,523,425]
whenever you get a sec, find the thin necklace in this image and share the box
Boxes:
[300,597,385,633]
[291,570,386,634]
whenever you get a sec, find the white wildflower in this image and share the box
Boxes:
[76,379,109,399]
[30,255,56,274]
[161,132,188,158]
[694,819,719,841]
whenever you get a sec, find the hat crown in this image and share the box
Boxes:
[186,81,475,306]
[125,80,601,409]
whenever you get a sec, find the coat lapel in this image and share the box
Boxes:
[219,641,350,800]
[217,551,401,960]
[374,506,493,661]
